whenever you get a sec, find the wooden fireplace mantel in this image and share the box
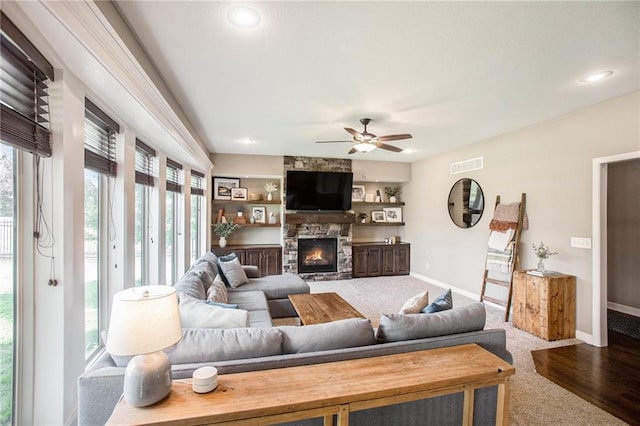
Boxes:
[285,213,355,237]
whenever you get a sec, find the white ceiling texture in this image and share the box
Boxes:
[114,1,639,163]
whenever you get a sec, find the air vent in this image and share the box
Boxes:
[450,157,483,175]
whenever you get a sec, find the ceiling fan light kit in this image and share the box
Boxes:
[316,118,413,154]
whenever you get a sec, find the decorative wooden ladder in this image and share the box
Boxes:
[480,193,526,322]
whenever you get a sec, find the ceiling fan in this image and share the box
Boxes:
[315,118,412,154]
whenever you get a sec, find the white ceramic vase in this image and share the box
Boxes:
[390,196,397,203]
[267,192,273,201]
[219,237,227,248]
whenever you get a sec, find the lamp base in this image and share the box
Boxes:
[124,351,172,407]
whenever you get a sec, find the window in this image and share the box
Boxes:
[134,140,155,286]
[0,13,54,423]
[190,171,205,264]
[165,159,182,285]
[84,99,119,360]
[0,143,16,425]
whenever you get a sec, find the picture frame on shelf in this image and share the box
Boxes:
[383,207,402,223]
[352,185,365,202]
[213,177,240,200]
[231,187,248,201]
[371,210,386,223]
[252,206,267,224]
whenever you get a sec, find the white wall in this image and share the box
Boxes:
[405,92,640,337]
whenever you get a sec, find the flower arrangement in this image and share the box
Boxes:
[264,182,278,194]
[532,242,558,260]
[383,185,402,197]
[213,222,241,238]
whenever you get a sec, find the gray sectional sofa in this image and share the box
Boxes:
[78,251,513,426]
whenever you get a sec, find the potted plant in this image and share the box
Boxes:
[384,185,402,203]
[213,222,241,248]
[531,242,558,271]
[357,213,368,223]
[264,182,278,201]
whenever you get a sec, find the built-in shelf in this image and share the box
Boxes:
[352,201,405,206]
[211,223,281,228]
[354,222,405,226]
[212,199,282,205]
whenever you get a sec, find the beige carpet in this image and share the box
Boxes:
[307,275,627,426]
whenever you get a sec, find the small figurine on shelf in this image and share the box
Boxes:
[264,182,278,201]
[357,213,368,223]
[269,212,277,224]
[249,215,256,224]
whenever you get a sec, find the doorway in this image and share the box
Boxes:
[592,151,640,347]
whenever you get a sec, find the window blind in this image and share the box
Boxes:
[166,158,183,193]
[190,170,204,196]
[0,12,54,157]
[84,98,119,177]
[135,138,156,186]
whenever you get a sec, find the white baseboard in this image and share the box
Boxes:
[575,330,593,345]
[607,302,640,317]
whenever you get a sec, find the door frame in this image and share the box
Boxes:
[592,150,640,347]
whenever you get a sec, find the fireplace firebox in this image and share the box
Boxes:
[298,238,338,274]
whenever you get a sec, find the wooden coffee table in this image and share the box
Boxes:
[288,292,365,325]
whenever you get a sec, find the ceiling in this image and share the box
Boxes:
[113,1,639,163]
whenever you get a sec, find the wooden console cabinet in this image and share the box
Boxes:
[512,270,576,341]
[352,242,410,278]
[213,244,282,277]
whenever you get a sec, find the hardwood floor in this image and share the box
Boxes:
[532,331,640,426]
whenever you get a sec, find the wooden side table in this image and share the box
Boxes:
[512,270,576,340]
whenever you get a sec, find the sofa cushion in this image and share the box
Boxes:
[189,260,217,293]
[165,328,282,365]
[207,274,229,303]
[423,288,453,313]
[278,318,376,354]
[218,254,250,288]
[173,271,206,300]
[376,302,486,343]
[179,294,249,329]
[247,310,274,328]
[399,291,429,314]
[229,273,309,299]
[227,290,270,311]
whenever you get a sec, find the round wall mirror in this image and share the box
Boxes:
[447,178,485,228]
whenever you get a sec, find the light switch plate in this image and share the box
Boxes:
[571,237,592,249]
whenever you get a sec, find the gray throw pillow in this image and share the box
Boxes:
[207,274,229,303]
[218,256,250,288]
[279,318,375,354]
[376,302,486,343]
[173,271,206,300]
[422,288,453,313]
[166,328,283,365]
[189,260,216,293]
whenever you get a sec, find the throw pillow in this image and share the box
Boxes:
[207,274,229,303]
[218,255,250,288]
[189,260,216,293]
[279,318,376,354]
[423,288,453,313]
[179,294,249,329]
[376,302,487,343]
[399,291,429,314]
[173,271,206,300]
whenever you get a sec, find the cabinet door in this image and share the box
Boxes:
[245,249,263,271]
[352,246,369,278]
[382,247,396,275]
[367,247,383,276]
[262,247,282,276]
[394,246,410,275]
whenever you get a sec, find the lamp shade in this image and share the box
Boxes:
[354,142,376,153]
[106,285,182,356]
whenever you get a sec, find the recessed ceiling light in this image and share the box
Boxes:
[240,138,256,145]
[227,6,261,28]
[580,71,613,83]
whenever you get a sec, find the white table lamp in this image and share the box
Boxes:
[106,285,182,407]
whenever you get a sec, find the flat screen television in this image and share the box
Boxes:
[286,170,353,211]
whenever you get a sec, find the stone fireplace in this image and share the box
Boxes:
[282,156,353,281]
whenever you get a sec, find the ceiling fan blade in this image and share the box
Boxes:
[344,127,361,137]
[315,140,353,144]
[377,134,413,142]
[376,142,403,153]
[347,147,358,154]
